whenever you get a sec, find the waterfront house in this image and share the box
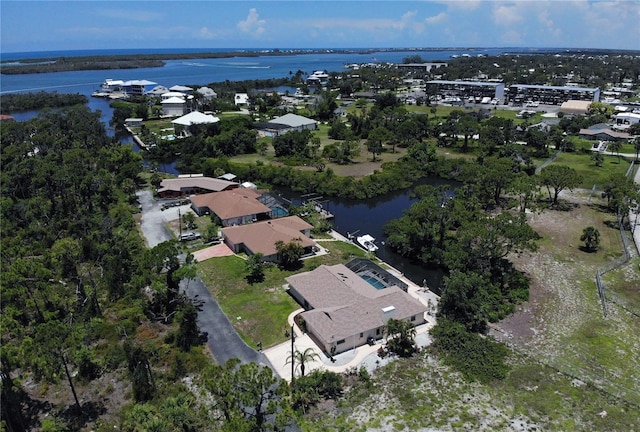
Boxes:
[157,175,238,198]
[286,263,427,355]
[170,85,193,94]
[161,91,188,100]
[122,79,157,97]
[189,188,271,225]
[221,216,316,262]
[147,85,169,98]
[161,96,187,117]
[197,87,217,100]
[171,111,220,136]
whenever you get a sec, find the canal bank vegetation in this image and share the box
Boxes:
[0,91,87,113]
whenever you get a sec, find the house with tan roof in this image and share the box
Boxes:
[286,263,427,355]
[157,176,238,198]
[221,216,316,261]
[190,188,272,226]
[579,128,630,142]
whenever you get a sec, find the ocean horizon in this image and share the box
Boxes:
[0,46,586,62]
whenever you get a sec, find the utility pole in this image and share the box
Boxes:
[290,324,295,380]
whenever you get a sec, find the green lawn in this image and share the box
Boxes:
[549,152,631,188]
[196,240,367,348]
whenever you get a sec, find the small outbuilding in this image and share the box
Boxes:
[613,112,640,131]
[235,93,249,106]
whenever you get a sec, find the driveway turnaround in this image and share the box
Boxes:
[137,190,175,248]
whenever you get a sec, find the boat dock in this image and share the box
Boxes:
[301,193,334,219]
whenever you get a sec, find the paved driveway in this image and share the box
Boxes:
[137,190,273,370]
[182,277,274,368]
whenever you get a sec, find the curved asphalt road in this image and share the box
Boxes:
[181,277,274,369]
[137,190,275,371]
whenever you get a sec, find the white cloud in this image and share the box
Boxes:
[537,9,554,29]
[237,8,266,36]
[426,12,447,24]
[198,27,223,39]
[501,29,523,45]
[493,4,524,26]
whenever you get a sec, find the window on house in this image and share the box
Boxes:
[411,315,416,321]
[359,332,364,338]
[337,339,345,345]
[376,329,380,335]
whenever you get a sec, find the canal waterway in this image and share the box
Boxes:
[276,180,457,293]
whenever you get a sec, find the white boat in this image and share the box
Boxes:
[356,234,378,252]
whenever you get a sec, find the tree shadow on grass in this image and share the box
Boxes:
[60,400,107,431]
[2,384,52,432]
[551,200,579,211]
[578,245,598,253]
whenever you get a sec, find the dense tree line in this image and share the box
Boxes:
[439,52,640,88]
[0,104,212,430]
[0,91,87,113]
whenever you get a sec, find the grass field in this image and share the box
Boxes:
[550,152,631,188]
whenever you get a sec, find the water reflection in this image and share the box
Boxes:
[277,180,456,293]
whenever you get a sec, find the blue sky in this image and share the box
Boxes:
[1,1,639,53]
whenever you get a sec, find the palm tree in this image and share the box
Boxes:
[285,348,320,377]
[608,141,622,163]
[580,226,600,252]
[384,318,417,358]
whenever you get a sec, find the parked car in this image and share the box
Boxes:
[179,232,201,242]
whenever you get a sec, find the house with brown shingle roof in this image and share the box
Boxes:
[221,216,316,261]
[157,176,239,198]
[190,188,271,226]
[286,263,427,355]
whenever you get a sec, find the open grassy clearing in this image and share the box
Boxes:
[196,240,367,348]
[551,152,631,188]
[494,191,640,407]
